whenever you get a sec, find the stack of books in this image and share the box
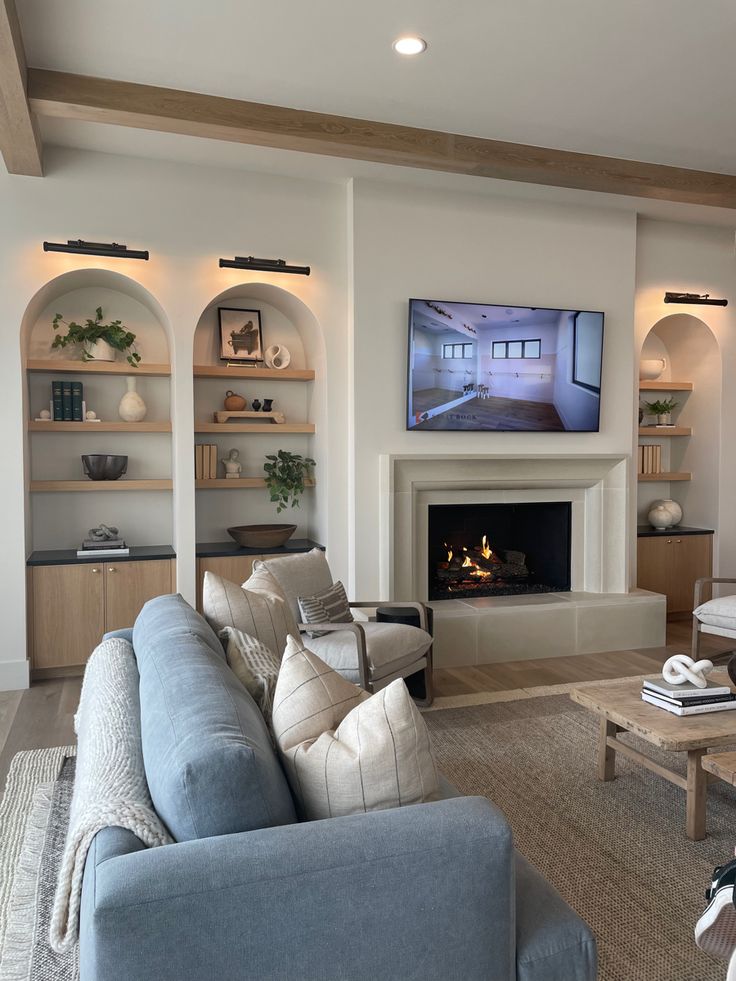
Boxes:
[195,444,218,480]
[51,380,84,421]
[76,538,129,558]
[638,444,663,476]
[641,677,736,716]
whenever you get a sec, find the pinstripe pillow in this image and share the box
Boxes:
[271,636,440,820]
[220,626,281,723]
[297,580,353,638]
[202,572,299,656]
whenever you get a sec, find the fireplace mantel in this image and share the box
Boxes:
[379,453,630,601]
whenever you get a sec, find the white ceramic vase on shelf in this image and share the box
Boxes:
[647,499,683,530]
[84,338,116,362]
[118,376,147,422]
[639,358,666,380]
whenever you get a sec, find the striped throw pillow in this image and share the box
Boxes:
[220,626,281,724]
[298,581,353,638]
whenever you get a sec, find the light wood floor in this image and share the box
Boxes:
[412,392,565,431]
[1,622,733,791]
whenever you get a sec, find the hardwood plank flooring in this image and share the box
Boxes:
[413,394,564,431]
[412,388,463,413]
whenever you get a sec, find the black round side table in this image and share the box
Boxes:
[375,605,433,704]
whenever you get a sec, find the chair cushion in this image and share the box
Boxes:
[307,621,433,685]
[298,580,353,638]
[515,853,597,980]
[256,548,333,625]
[133,594,296,842]
[202,571,300,653]
[220,626,280,724]
[694,595,736,631]
[271,636,439,820]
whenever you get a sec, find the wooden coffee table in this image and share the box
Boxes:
[570,672,736,841]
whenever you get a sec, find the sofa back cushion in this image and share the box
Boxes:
[256,548,333,626]
[133,594,296,841]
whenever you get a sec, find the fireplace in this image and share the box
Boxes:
[427,502,572,601]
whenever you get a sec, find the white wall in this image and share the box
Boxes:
[552,312,602,430]
[350,178,638,596]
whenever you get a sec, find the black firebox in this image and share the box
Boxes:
[427,502,571,601]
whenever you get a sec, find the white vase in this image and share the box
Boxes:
[84,338,116,362]
[649,498,683,528]
[639,358,666,380]
[118,376,147,422]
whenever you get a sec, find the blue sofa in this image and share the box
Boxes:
[80,595,596,980]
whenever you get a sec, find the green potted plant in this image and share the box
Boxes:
[52,307,142,366]
[643,397,678,426]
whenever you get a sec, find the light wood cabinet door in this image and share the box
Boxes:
[104,559,174,632]
[31,563,105,669]
[196,554,262,611]
[637,534,712,615]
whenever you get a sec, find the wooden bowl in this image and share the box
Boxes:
[227,523,297,548]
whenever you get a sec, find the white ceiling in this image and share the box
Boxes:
[18,0,736,174]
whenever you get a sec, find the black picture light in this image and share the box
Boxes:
[664,291,727,307]
[43,239,149,260]
[219,256,310,276]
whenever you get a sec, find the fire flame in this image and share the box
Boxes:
[480,535,492,560]
[443,534,495,579]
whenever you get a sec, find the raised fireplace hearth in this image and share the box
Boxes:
[428,502,571,600]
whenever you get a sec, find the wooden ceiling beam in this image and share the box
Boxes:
[0,0,42,176]
[27,68,736,208]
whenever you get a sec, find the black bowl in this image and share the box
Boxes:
[82,454,128,481]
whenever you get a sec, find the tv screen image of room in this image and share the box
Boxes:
[407,299,604,432]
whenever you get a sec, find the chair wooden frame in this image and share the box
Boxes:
[692,577,736,660]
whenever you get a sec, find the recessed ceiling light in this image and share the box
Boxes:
[392,36,427,56]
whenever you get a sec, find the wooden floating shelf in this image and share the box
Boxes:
[26,359,171,376]
[28,421,172,432]
[638,381,693,391]
[196,478,316,489]
[195,423,315,434]
[193,365,314,381]
[638,426,692,437]
[637,472,692,482]
[29,479,173,492]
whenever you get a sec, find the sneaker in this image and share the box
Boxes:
[696,859,736,961]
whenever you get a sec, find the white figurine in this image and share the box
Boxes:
[661,653,714,690]
[39,409,51,420]
[222,448,242,479]
[86,410,98,421]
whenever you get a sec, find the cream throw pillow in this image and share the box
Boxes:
[220,626,280,723]
[202,572,299,656]
[271,636,440,820]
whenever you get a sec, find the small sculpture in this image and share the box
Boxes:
[251,399,262,412]
[661,654,714,690]
[85,410,98,421]
[88,524,120,542]
[224,390,247,411]
[39,408,51,420]
[262,398,274,413]
[264,344,291,370]
[222,448,242,479]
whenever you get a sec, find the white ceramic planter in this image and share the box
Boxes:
[639,358,666,380]
[84,338,116,362]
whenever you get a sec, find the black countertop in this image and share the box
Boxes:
[27,545,176,566]
[196,538,323,558]
[637,525,714,538]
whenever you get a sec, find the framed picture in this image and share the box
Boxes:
[218,307,264,362]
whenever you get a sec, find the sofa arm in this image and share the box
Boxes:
[81,797,515,981]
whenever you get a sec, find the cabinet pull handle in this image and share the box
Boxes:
[91,567,100,573]
[666,540,672,544]
[675,539,682,543]
[108,567,117,573]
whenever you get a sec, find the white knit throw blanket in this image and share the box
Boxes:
[49,637,172,953]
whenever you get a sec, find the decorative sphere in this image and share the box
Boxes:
[651,498,683,527]
[85,410,97,421]
[648,504,673,529]
[39,409,51,420]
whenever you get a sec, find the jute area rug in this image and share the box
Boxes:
[425,682,736,981]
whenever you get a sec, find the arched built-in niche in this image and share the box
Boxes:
[638,313,721,528]
[192,282,326,547]
[20,268,174,551]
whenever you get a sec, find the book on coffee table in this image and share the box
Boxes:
[641,691,736,716]
[643,677,732,699]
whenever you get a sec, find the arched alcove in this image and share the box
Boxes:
[20,268,174,552]
[638,313,721,529]
[191,282,327,548]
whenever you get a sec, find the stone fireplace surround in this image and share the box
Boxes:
[379,454,665,666]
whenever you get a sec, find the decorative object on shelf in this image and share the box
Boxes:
[644,397,678,425]
[218,255,310,276]
[43,239,149,261]
[639,358,666,381]
[647,498,683,530]
[195,444,218,480]
[118,376,147,422]
[227,523,298,548]
[222,448,242,479]
[251,399,262,412]
[77,523,129,556]
[213,408,286,424]
[638,406,644,424]
[264,450,315,514]
[264,344,292,370]
[85,410,99,421]
[661,653,714,690]
[223,390,247,411]
[38,409,51,420]
[81,454,128,481]
[218,308,263,363]
[262,398,274,413]
[52,307,142,367]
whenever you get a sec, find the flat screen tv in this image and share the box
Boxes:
[407,298,604,432]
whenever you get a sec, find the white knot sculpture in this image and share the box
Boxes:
[661,654,714,690]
